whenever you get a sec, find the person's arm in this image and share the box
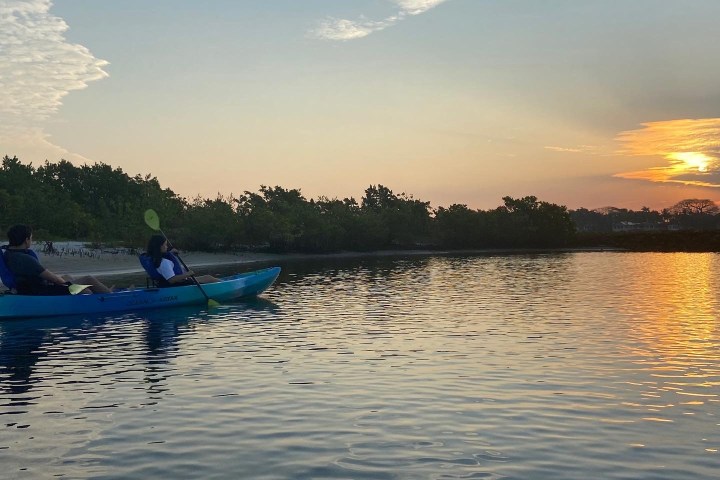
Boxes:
[158,258,195,284]
[39,269,70,286]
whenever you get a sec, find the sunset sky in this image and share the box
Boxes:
[2,0,720,210]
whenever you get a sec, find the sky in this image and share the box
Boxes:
[2,0,720,211]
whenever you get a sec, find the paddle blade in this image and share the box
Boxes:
[68,284,92,295]
[144,209,160,231]
[208,298,221,308]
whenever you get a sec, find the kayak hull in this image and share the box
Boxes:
[0,267,281,320]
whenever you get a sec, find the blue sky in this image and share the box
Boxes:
[2,0,720,210]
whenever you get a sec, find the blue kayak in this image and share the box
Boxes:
[0,267,281,320]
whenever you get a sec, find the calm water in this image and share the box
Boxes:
[1,252,718,479]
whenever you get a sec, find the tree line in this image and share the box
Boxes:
[1,155,719,253]
[571,199,720,232]
[0,156,577,252]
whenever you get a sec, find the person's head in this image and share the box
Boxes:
[7,224,32,247]
[146,234,168,266]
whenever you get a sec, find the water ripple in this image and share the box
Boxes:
[0,253,718,479]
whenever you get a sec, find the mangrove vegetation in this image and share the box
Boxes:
[2,156,720,253]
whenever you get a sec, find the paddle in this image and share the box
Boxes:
[68,284,93,295]
[143,209,220,307]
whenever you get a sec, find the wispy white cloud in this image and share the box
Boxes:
[0,0,108,161]
[545,146,583,153]
[312,0,450,41]
[313,16,400,41]
[544,145,614,159]
[545,145,604,154]
[394,0,448,15]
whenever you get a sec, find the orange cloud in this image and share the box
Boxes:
[614,118,720,187]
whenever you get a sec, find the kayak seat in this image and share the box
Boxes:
[139,253,163,287]
[0,245,39,292]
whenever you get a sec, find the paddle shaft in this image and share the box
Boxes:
[157,227,213,303]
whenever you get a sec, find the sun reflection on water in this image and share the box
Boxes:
[616,254,720,426]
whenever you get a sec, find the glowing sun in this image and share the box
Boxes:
[670,152,711,173]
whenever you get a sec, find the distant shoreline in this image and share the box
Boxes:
[34,236,720,282]
[37,243,620,281]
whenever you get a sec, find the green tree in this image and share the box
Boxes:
[180,195,244,251]
[494,196,575,247]
[361,185,431,248]
[434,204,489,248]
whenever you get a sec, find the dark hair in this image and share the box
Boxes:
[146,234,168,268]
[7,224,32,247]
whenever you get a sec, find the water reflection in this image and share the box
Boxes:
[0,326,47,397]
[1,253,718,479]
[0,299,280,401]
[607,253,720,429]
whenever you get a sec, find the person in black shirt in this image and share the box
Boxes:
[4,225,112,295]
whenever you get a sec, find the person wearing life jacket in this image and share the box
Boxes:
[144,234,219,287]
[3,224,113,295]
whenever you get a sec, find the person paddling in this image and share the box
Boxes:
[3,225,113,295]
[145,234,220,286]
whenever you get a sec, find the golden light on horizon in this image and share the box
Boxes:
[614,118,720,187]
